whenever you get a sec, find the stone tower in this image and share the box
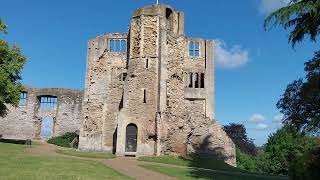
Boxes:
[79,4,236,166]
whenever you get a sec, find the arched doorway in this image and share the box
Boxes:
[40,116,54,139]
[125,124,137,152]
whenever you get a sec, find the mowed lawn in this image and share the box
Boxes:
[0,143,131,180]
[55,148,115,159]
[138,156,288,180]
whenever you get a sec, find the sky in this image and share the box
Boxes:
[1,0,318,146]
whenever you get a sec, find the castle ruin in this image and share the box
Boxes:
[0,4,236,166]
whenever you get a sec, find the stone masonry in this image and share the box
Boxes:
[79,4,236,166]
[0,86,83,140]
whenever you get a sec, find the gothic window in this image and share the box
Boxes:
[189,41,200,57]
[19,92,28,106]
[39,96,58,110]
[109,39,127,52]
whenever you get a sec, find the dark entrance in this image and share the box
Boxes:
[125,124,137,152]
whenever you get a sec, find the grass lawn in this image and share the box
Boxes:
[0,142,131,180]
[141,164,288,180]
[55,148,115,159]
[138,155,288,180]
[138,155,241,172]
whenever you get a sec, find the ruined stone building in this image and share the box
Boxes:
[79,4,235,165]
[0,4,236,166]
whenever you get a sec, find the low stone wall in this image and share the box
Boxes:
[0,86,83,140]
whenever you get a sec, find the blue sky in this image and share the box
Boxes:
[1,0,318,146]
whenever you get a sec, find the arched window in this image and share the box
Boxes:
[40,116,54,139]
[166,8,173,31]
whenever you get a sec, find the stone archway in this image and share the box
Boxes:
[40,116,54,139]
[125,124,137,152]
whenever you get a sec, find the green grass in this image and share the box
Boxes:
[138,155,241,172]
[138,155,288,180]
[141,164,288,180]
[55,148,115,159]
[0,142,131,180]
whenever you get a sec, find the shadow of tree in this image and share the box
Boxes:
[185,135,238,179]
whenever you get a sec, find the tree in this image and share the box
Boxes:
[277,51,320,133]
[264,0,320,47]
[223,123,257,156]
[260,126,316,175]
[0,18,26,117]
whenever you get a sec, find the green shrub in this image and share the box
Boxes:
[47,132,78,148]
[236,147,261,173]
[289,145,320,180]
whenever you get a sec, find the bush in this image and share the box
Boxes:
[289,144,320,180]
[47,132,78,148]
[236,147,262,173]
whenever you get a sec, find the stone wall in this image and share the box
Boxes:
[79,4,236,166]
[0,86,83,140]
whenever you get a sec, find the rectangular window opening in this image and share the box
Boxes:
[110,39,127,53]
[19,92,28,106]
[189,41,200,57]
[188,73,193,88]
[39,96,58,110]
[200,73,205,88]
[195,73,199,88]
[143,89,147,103]
[146,59,149,68]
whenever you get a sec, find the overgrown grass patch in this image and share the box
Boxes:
[56,148,115,159]
[0,142,130,180]
[141,164,288,180]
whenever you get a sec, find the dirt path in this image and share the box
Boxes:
[26,141,176,180]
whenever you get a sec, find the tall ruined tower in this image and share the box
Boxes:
[79,4,236,166]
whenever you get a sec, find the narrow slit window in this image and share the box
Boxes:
[146,59,149,68]
[39,96,58,110]
[189,41,200,57]
[19,92,28,106]
[188,73,193,88]
[110,39,127,53]
[195,73,199,88]
[200,73,205,88]
[143,89,147,103]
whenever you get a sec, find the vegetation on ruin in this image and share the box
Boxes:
[0,18,26,117]
[47,132,79,148]
[0,142,131,180]
[55,148,115,159]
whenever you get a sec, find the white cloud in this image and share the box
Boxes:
[248,113,266,123]
[256,123,269,130]
[259,0,290,15]
[215,40,249,69]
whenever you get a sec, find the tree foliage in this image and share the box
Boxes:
[0,18,26,117]
[277,51,320,134]
[260,126,317,175]
[223,123,257,156]
[264,0,320,47]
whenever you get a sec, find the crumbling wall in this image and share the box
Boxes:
[79,33,127,152]
[0,87,83,140]
[116,15,159,156]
